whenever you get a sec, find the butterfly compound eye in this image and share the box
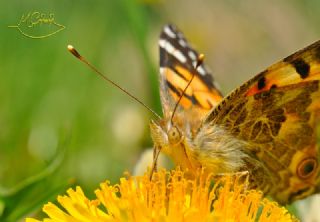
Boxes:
[168,126,181,145]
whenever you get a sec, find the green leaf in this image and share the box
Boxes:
[0,130,71,222]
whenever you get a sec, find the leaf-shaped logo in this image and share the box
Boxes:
[8,12,65,39]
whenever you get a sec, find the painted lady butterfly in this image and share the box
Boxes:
[150,24,320,204]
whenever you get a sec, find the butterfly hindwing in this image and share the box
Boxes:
[159,24,223,119]
[202,40,320,203]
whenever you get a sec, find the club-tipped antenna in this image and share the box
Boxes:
[170,54,205,123]
[67,45,161,120]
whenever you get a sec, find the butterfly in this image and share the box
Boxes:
[150,24,320,204]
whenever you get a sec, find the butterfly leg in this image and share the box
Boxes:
[215,170,249,178]
[149,146,162,180]
[152,146,159,173]
[214,171,250,191]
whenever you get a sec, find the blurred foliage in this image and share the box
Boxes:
[1,0,320,221]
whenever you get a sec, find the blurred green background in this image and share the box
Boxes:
[1,0,320,221]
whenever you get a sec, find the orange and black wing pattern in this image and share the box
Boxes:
[159,24,223,119]
[204,40,320,203]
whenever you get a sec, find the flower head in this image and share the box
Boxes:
[26,168,297,222]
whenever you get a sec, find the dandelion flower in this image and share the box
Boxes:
[26,168,298,222]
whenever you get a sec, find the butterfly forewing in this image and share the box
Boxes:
[159,24,223,119]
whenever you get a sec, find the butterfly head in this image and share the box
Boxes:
[167,123,183,145]
[150,115,200,176]
[150,118,184,154]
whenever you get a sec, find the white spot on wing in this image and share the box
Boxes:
[198,66,206,76]
[159,39,174,53]
[188,50,197,60]
[178,39,187,47]
[164,26,176,38]
[174,50,187,63]
[159,39,187,63]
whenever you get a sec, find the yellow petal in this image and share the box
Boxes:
[26,168,298,222]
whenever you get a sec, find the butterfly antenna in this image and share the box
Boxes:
[67,45,161,120]
[170,54,205,123]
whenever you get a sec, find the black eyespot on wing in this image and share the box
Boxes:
[297,157,318,179]
[291,59,310,79]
